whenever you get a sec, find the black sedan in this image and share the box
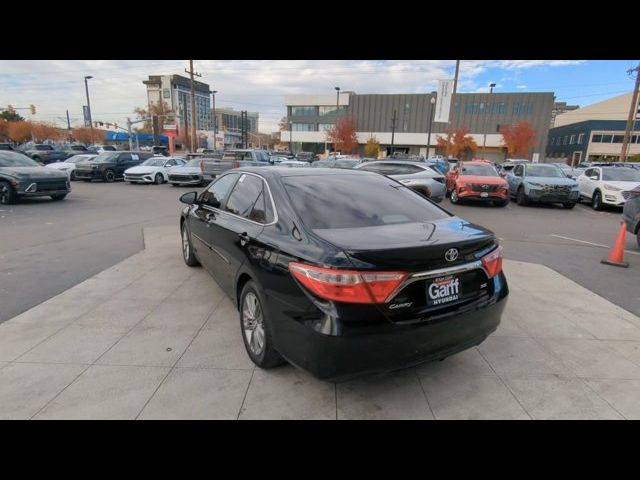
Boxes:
[179,167,508,380]
[0,151,71,204]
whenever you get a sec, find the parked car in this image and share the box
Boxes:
[73,151,153,182]
[446,161,509,207]
[0,151,71,204]
[498,159,530,177]
[178,167,508,380]
[506,163,579,208]
[623,185,640,248]
[45,154,97,180]
[168,158,207,186]
[312,158,361,169]
[124,156,185,184]
[200,149,272,180]
[577,166,640,210]
[355,160,446,203]
[279,160,311,168]
[22,144,73,164]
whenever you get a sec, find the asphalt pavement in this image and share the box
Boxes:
[1,180,639,323]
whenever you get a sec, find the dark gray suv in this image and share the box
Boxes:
[623,186,640,248]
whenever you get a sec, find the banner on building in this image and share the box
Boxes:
[83,106,91,127]
[434,79,454,123]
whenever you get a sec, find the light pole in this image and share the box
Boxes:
[84,75,93,142]
[211,90,217,134]
[334,86,340,156]
[426,96,436,158]
[481,82,496,159]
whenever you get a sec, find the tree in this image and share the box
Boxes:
[31,122,63,142]
[73,127,105,144]
[500,121,537,158]
[133,100,172,133]
[0,120,8,141]
[7,121,33,143]
[364,136,380,158]
[436,127,478,160]
[0,109,24,122]
[278,117,288,131]
[326,116,359,154]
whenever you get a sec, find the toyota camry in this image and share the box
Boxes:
[178,167,508,380]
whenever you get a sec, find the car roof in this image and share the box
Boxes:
[358,160,427,167]
[235,166,376,178]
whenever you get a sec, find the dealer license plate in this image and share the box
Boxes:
[480,192,489,197]
[426,275,461,307]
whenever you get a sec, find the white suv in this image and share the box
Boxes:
[577,166,640,210]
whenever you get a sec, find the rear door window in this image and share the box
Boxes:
[224,174,265,219]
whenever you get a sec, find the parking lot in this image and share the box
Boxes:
[1,180,640,419]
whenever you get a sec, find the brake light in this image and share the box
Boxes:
[233,160,240,168]
[288,262,408,304]
[481,245,503,278]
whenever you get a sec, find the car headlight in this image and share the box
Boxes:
[603,184,622,192]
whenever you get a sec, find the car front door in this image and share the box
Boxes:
[210,173,268,297]
[582,168,599,198]
[115,153,133,177]
[189,173,240,279]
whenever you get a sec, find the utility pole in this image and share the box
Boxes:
[390,109,397,156]
[451,60,461,135]
[66,110,72,142]
[620,64,640,163]
[127,118,133,150]
[185,60,202,152]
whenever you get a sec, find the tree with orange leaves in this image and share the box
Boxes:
[436,127,478,160]
[7,121,33,143]
[31,122,63,142]
[326,116,359,154]
[72,127,105,144]
[500,121,536,158]
[0,120,9,141]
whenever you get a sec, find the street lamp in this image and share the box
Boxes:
[426,96,436,158]
[84,75,93,141]
[334,86,340,156]
[481,83,497,159]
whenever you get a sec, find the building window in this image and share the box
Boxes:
[291,123,317,132]
[592,134,602,143]
[513,102,533,115]
[291,106,317,116]
[601,134,613,143]
[563,136,568,145]
[577,133,584,144]
[318,106,345,116]
[632,135,639,143]
[570,135,576,144]
[318,123,334,131]
[612,135,624,143]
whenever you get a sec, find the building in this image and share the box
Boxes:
[143,75,211,132]
[213,108,259,149]
[550,102,579,127]
[281,92,554,162]
[546,92,640,164]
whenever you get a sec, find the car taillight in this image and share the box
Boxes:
[288,262,408,304]
[233,160,240,168]
[481,245,503,278]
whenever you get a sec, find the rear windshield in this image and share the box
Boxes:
[283,174,449,230]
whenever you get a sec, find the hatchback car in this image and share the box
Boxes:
[178,167,508,380]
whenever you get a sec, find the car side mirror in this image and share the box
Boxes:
[180,191,198,205]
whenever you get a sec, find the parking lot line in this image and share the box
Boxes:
[551,234,640,257]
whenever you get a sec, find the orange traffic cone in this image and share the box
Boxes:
[601,223,629,268]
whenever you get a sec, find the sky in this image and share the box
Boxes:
[0,60,638,134]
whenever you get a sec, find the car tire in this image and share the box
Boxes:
[239,280,284,369]
[50,194,66,201]
[516,187,529,206]
[494,199,509,207]
[154,173,163,185]
[563,202,576,209]
[592,190,603,210]
[70,171,76,181]
[181,222,200,267]
[104,170,116,183]
[636,232,640,249]
[450,188,460,204]
[0,181,17,204]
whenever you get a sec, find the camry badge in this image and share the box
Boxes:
[444,248,459,262]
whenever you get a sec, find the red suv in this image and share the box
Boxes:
[446,160,509,207]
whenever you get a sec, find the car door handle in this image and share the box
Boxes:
[238,232,250,246]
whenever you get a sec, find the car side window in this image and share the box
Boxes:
[200,173,238,208]
[166,160,176,167]
[247,180,275,224]
[584,168,592,177]
[514,165,523,176]
[118,153,132,163]
[593,169,601,180]
[224,174,265,219]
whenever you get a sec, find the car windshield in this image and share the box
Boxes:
[141,158,166,167]
[283,174,449,230]
[602,168,640,182]
[92,152,120,163]
[35,145,54,151]
[461,164,498,176]
[66,155,95,163]
[0,152,41,167]
[185,159,201,167]
[526,165,564,178]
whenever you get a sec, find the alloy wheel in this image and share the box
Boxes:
[242,292,265,356]
[182,226,190,261]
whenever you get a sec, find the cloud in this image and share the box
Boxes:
[516,85,528,89]
[0,60,586,133]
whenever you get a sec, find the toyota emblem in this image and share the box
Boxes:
[444,248,459,262]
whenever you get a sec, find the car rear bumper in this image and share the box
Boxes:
[269,272,508,381]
